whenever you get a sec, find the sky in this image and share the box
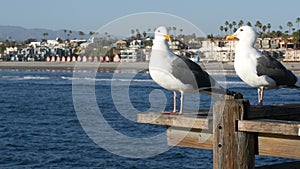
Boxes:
[1,0,299,36]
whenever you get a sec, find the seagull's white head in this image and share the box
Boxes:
[154,26,171,41]
[226,26,258,46]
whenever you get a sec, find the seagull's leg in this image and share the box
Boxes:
[179,91,184,115]
[163,91,178,114]
[257,87,264,106]
[260,87,264,105]
[173,91,177,113]
[257,88,261,104]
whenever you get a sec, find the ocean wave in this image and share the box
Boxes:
[61,76,154,83]
[0,76,52,80]
[219,81,245,85]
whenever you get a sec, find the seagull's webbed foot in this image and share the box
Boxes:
[162,111,182,115]
[251,102,263,108]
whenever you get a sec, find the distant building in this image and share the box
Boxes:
[199,39,237,62]
[129,40,144,49]
[168,39,188,50]
[283,50,300,62]
[200,37,299,62]
[120,48,146,62]
[115,40,127,49]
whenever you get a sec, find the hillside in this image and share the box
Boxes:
[0,25,89,41]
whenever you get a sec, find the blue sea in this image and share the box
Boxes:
[0,67,299,168]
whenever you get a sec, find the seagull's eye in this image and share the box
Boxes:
[158,30,160,32]
[240,29,243,32]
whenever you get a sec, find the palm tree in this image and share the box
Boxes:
[255,21,262,32]
[225,21,229,31]
[136,33,141,40]
[42,32,48,40]
[238,20,244,27]
[296,17,300,30]
[224,27,228,34]
[79,31,85,39]
[64,29,67,40]
[131,29,135,38]
[68,30,72,39]
[267,23,271,33]
[142,31,147,38]
[89,31,95,36]
[262,25,267,34]
[168,27,172,33]
[232,21,237,30]
[233,28,238,33]
[296,17,300,49]
[282,33,289,49]
[172,26,177,39]
[219,26,224,35]
[279,25,283,33]
[229,23,233,33]
[287,21,293,34]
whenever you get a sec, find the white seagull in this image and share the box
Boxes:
[226,25,300,106]
[149,26,237,114]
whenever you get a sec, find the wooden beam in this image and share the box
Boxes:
[213,100,255,169]
[247,103,300,120]
[238,120,300,136]
[167,127,213,150]
[255,161,300,169]
[164,128,300,160]
[258,134,300,159]
[137,113,209,129]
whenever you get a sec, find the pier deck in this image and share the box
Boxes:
[137,100,300,169]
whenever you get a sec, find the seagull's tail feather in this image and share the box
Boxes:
[294,77,300,88]
[199,86,243,100]
[289,85,300,89]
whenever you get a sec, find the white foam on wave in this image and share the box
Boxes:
[219,81,245,85]
[22,76,51,80]
[1,76,51,80]
[61,76,154,83]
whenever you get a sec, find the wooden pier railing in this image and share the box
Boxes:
[137,100,300,169]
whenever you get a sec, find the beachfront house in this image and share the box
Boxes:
[199,39,236,62]
[120,48,146,62]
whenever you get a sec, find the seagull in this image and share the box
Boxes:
[226,25,300,106]
[149,26,237,114]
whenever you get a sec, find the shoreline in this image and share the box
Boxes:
[0,62,149,69]
[0,61,300,75]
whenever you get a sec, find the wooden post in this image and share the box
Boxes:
[213,100,255,169]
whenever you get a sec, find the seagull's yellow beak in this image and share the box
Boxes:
[226,34,237,40]
[164,34,171,41]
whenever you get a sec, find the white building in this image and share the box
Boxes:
[283,50,300,61]
[129,40,144,49]
[199,39,237,62]
[120,48,146,62]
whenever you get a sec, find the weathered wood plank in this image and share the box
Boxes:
[165,128,300,160]
[238,120,300,136]
[255,161,300,169]
[258,134,300,159]
[167,128,213,150]
[247,104,300,120]
[137,113,209,129]
[213,100,255,169]
[136,101,300,166]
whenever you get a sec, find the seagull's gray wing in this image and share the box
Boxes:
[256,53,297,86]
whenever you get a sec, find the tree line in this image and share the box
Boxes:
[218,17,300,38]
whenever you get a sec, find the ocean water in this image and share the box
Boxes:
[0,68,299,168]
